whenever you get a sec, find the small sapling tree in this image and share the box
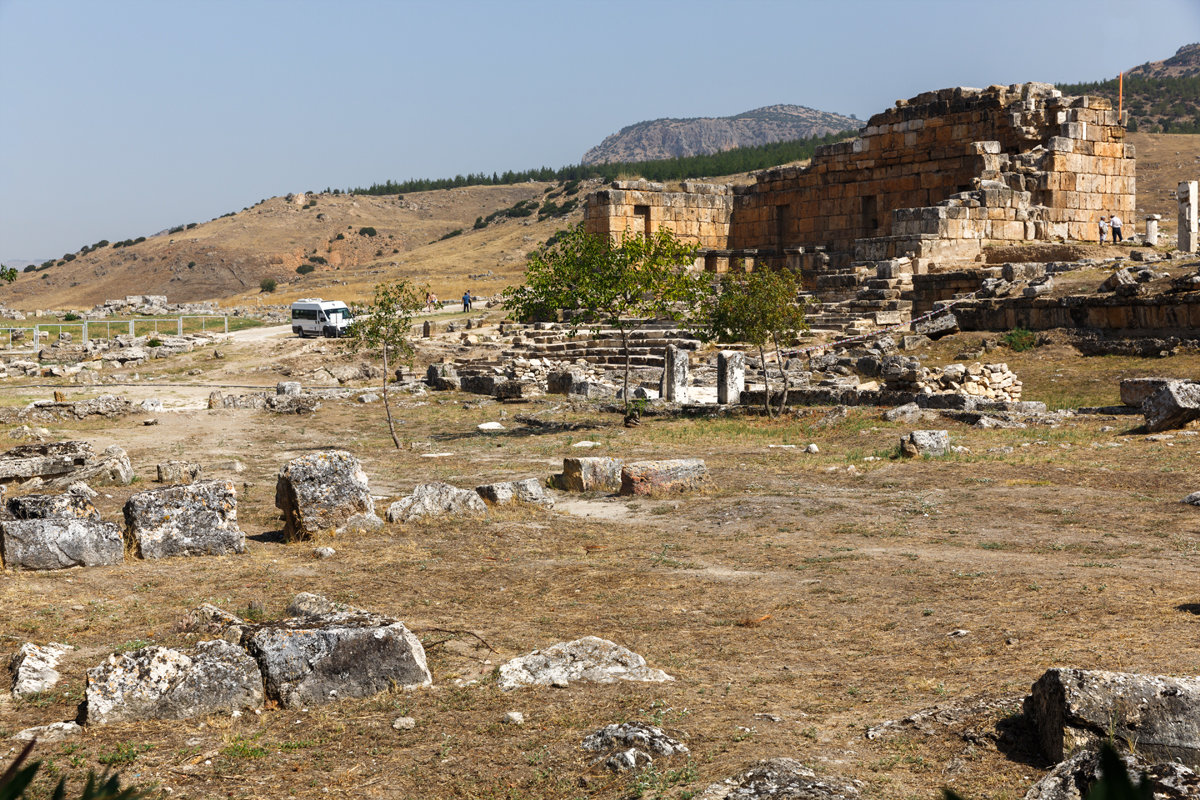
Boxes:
[503,222,705,409]
[704,266,807,417]
[345,280,425,449]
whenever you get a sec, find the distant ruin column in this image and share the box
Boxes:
[1180,182,1198,253]
[422,320,434,338]
[1145,215,1160,247]
[717,351,745,405]
[661,344,689,403]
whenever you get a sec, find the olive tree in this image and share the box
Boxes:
[704,267,808,417]
[503,223,705,408]
[344,280,425,448]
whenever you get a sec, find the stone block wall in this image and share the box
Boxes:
[583,83,1135,276]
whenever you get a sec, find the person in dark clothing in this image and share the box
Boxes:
[462,290,471,313]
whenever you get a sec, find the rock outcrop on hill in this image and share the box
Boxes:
[581,104,859,165]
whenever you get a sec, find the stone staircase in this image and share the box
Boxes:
[500,321,702,368]
[801,259,917,335]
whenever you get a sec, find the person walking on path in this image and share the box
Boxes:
[1098,216,1109,245]
[1110,213,1124,243]
[462,290,471,313]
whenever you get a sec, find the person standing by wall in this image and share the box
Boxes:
[1098,215,1108,245]
[1110,213,1124,243]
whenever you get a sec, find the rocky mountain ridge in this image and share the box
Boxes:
[581,104,860,165]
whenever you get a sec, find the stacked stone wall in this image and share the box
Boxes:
[583,83,1135,274]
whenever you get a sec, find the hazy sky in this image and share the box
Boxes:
[2,0,1197,263]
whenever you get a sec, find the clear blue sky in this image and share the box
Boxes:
[2,0,1197,263]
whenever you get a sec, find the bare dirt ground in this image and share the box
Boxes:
[3,319,1200,800]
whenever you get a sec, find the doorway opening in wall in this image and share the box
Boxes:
[634,205,651,236]
[774,204,791,250]
[861,195,879,233]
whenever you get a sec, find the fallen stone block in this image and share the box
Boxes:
[276,381,301,396]
[12,721,82,742]
[157,460,201,484]
[619,459,708,496]
[275,451,378,541]
[1120,377,1193,408]
[694,758,859,800]
[882,402,922,423]
[1144,382,1200,432]
[0,518,123,570]
[911,312,959,340]
[475,478,553,507]
[1099,268,1137,292]
[1026,667,1200,767]
[899,430,949,457]
[85,640,263,725]
[245,596,431,708]
[498,636,673,690]
[0,441,93,482]
[124,480,244,559]
[553,457,623,492]
[8,491,100,521]
[386,482,486,523]
[1023,748,1200,800]
[10,642,74,698]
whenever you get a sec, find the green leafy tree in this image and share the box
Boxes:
[503,222,705,408]
[703,266,807,417]
[259,278,276,293]
[0,266,15,283]
[344,280,424,449]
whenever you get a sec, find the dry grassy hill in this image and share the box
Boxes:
[6,132,1196,313]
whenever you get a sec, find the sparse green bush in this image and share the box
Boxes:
[260,278,277,293]
[335,233,345,240]
[63,313,81,321]
[187,261,195,268]
[296,264,315,275]
[147,338,163,347]
[438,228,463,241]
[359,226,378,237]
[474,216,486,229]
[185,223,197,230]
[1001,327,1037,352]
[22,265,35,273]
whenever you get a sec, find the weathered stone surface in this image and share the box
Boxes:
[899,430,949,457]
[274,451,377,541]
[1026,667,1200,766]
[386,482,486,523]
[553,457,624,492]
[124,480,244,559]
[912,311,959,340]
[157,460,201,484]
[1144,382,1200,432]
[1024,748,1200,800]
[0,518,123,570]
[276,381,301,396]
[12,721,82,742]
[546,369,582,395]
[10,642,74,697]
[85,640,263,724]
[582,722,688,772]
[1184,492,1200,507]
[1120,377,1187,407]
[695,758,860,800]
[0,441,93,481]
[245,596,431,708]
[1100,267,1138,292]
[8,491,100,521]
[619,459,708,496]
[717,351,745,405]
[661,344,689,402]
[60,445,134,488]
[881,402,922,422]
[497,636,673,690]
[475,478,553,507]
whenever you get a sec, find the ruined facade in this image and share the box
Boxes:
[584,83,1135,276]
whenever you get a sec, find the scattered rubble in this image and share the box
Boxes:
[497,636,673,690]
[10,641,74,697]
[475,478,553,507]
[695,758,860,800]
[386,482,487,523]
[582,722,688,772]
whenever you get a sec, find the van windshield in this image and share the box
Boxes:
[326,307,351,321]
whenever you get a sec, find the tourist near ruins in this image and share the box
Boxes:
[5,5,1200,797]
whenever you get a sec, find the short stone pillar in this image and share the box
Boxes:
[660,344,689,403]
[717,350,745,405]
[1145,215,1161,247]
[1180,181,1198,253]
[422,320,433,338]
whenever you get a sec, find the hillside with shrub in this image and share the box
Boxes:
[1057,43,1200,133]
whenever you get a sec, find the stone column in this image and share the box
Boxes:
[1180,181,1198,254]
[1145,215,1160,247]
[717,350,745,405]
[422,320,434,337]
[661,344,689,403]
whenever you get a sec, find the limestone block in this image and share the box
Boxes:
[619,459,708,496]
[555,457,623,492]
[10,641,74,697]
[497,636,673,690]
[899,430,949,458]
[717,351,745,405]
[85,640,263,724]
[660,344,689,403]
[156,460,201,484]
[245,600,430,708]
[475,478,553,507]
[1026,667,1200,767]
[0,518,123,570]
[124,480,244,559]
[386,482,486,523]
[1143,381,1200,432]
[275,451,377,541]
[8,491,100,521]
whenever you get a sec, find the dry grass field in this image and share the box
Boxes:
[3,322,1200,800]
